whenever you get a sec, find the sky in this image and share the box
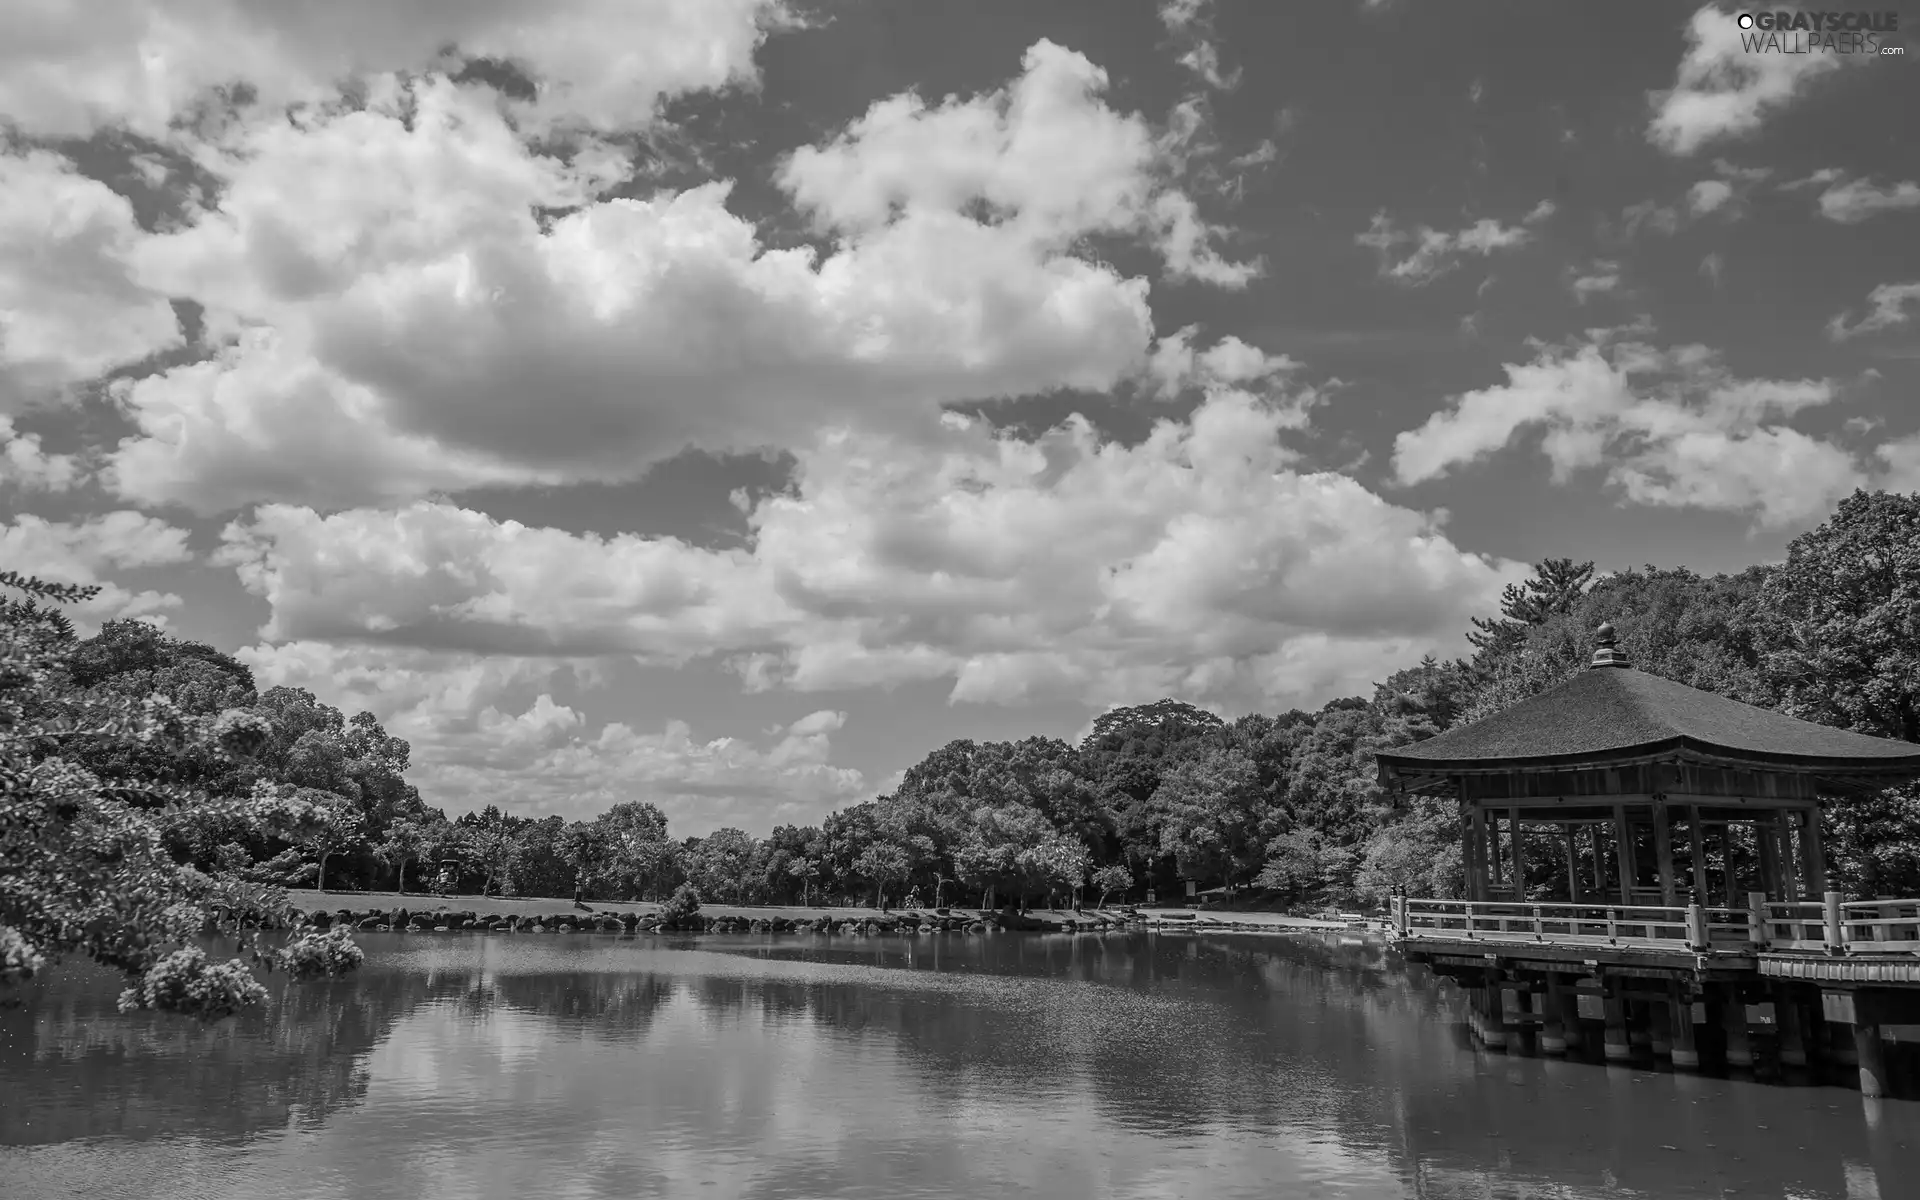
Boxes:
[2,0,1917,837]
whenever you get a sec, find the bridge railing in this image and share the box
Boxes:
[1396,898,1727,949]
[1843,899,1920,950]
[1396,893,1920,956]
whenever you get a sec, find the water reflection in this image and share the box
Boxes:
[0,931,1914,1199]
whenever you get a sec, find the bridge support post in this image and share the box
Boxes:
[1557,985,1585,1052]
[1540,977,1568,1055]
[1722,989,1755,1071]
[1503,985,1535,1056]
[1649,997,1673,1059]
[1628,1000,1653,1051]
[1776,987,1810,1069]
[1855,1024,1889,1099]
[1831,1022,1860,1068]
[1603,994,1632,1062]
[1669,983,1700,1070]
[1476,973,1508,1051]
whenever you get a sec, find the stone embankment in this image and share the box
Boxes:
[300,906,1147,935]
[290,904,1355,936]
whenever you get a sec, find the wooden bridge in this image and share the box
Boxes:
[1388,894,1920,1098]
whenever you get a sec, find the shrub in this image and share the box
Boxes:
[116,946,269,1020]
[0,925,46,992]
[270,926,365,981]
[660,883,702,923]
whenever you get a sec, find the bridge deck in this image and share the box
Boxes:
[1393,895,1920,983]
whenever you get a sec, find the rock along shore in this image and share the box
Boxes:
[277,899,1353,937]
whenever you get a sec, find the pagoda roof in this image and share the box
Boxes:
[1376,662,1920,784]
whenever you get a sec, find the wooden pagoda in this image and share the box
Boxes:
[1375,623,1920,908]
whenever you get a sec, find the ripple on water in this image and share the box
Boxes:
[4,932,1918,1200]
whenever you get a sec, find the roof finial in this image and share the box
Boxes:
[1590,621,1630,669]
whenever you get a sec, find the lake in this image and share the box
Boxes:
[2,931,1914,1199]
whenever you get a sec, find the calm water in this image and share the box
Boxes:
[2,932,1915,1199]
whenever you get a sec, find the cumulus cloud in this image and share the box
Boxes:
[1355,201,1554,286]
[216,500,779,658]
[1686,179,1735,216]
[1617,199,1682,239]
[1158,0,1240,91]
[1646,5,1859,155]
[1391,335,1882,527]
[103,43,1264,514]
[0,150,181,406]
[1879,434,1920,493]
[0,0,786,140]
[237,641,865,832]
[216,395,1520,714]
[0,511,193,625]
[780,40,1259,287]
[1566,261,1623,304]
[1812,176,1920,223]
[1144,326,1299,399]
[1613,161,1765,244]
[0,416,85,491]
[1826,282,1920,340]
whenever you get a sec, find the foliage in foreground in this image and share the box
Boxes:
[1,571,374,1020]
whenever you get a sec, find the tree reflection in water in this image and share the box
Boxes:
[1,932,1914,1200]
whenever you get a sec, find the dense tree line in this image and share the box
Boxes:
[7,491,1919,1019]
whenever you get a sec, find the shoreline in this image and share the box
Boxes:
[281,890,1361,935]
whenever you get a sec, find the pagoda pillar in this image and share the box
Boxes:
[1757,820,1782,901]
[1508,806,1525,900]
[1611,806,1637,905]
[1774,809,1801,901]
[1687,807,1708,901]
[1720,823,1739,909]
[1802,806,1828,894]
[1652,795,1678,905]
[1562,824,1581,903]
[1467,806,1489,902]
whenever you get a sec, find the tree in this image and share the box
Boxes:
[1020,834,1090,909]
[1255,829,1356,906]
[1088,698,1224,744]
[690,828,756,904]
[1756,490,1920,744]
[1151,742,1264,892]
[503,814,571,898]
[1,570,360,1020]
[1091,863,1133,907]
[1754,491,1920,895]
[376,815,440,894]
[1469,557,1595,652]
[558,819,612,901]
[854,841,911,907]
[787,855,820,907]
[270,785,364,893]
[1352,796,1462,907]
[456,806,517,897]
